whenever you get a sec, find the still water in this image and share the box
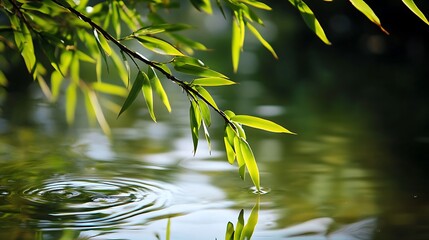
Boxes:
[1,75,427,240]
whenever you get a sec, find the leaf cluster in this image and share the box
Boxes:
[0,0,292,190]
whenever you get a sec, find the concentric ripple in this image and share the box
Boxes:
[18,176,175,230]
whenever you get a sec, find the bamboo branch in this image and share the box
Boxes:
[51,0,234,128]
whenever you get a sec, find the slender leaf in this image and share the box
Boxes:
[93,29,112,55]
[246,23,278,59]
[240,198,260,240]
[51,71,63,101]
[198,99,211,127]
[111,50,129,86]
[225,221,235,240]
[133,23,192,36]
[402,0,429,25]
[92,82,128,97]
[135,36,184,56]
[240,0,272,10]
[349,0,389,34]
[141,71,156,122]
[166,218,171,240]
[65,82,77,124]
[70,53,80,84]
[190,100,202,154]
[190,0,213,14]
[234,136,246,180]
[120,50,131,85]
[224,135,236,164]
[195,86,219,110]
[231,115,295,134]
[148,67,172,112]
[232,14,242,73]
[118,71,145,117]
[173,57,227,78]
[192,77,236,87]
[202,120,212,153]
[289,0,331,45]
[239,137,260,191]
[94,29,110,73]
[234,210,245,240]
[87,88,111,136]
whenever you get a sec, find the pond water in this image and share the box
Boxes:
[1,69,428,240]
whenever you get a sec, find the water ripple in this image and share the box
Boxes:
[18,176,175,230]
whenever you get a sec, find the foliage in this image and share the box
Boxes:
[225,197,260,240]
[0,0,427,191]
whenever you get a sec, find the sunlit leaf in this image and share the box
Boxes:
[77,50,96,63]
[166,218,171,240]
[92,82,128,97]
[225,110,236,119]
[246,23,278,59]
[10,15,37,78]
[192,77,236,87]
[402,0,429,25]
[94,29,110,73]
[93,29,112,55]
[239,137,260,190]
[190,0,213,14]
[140,71,156,122]
[202,120,212,152]
[190,100,202,154]
[135,36,184,56]
[173,57,227,78]
[148,67,171,112]
[216,0,227,19]
[120,51,131,85]
[349,0,389,34]
[133,23,192,36]
[240,0,272,10]
[65,82,77,124]
[51,71,63,101]
[111,51,129,86]
[232,14,242,73]
[234,209,245,240]
[198,99,211,127]
[233,121,247,139]
[37,75,52,100]
[234,136,246,180]
[288,0,331,45]
[0,71,7,87]
[195,86,219,110]
[225,221,235,240]
[240,198,260,240]
[231,115,295,134]
[87,88,111,136]
[224,135,236,164]
[118,71,145,117]
[70,53,80,83]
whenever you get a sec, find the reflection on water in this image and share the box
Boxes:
[0,92,384,240]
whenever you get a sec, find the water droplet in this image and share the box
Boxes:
[249,186,271,195]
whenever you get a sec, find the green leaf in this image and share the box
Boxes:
[10,15,37,78]
[135,36,184,56]
[289,0,331,45]
[87,88,111,136]
[118,71,145,117]
[192,77,236,87]
[111,50,129,86]
[231,14,243,72]
[133,23,193,36]
[402,0,429,25]
[198,99,211,127]
[240,0,272,10]
[148,67,171,112]
[65,82,77,124]
[349,0,389,34]
[202,120,212,152]
[240,198,260,240]
[231,115,295,134]
[239,138,260,191]
[190,0,213,14]
[224,135,236,164]
[234,136,246,180]
[93,29,112,56]
[190,100,202,154]
[173,57,227,78]
[166,218,171,240]
[70,53,80,84]
[51,71,63,101]
[92,82,128,97]
[120,51,131,85]
[234,210,245,240]
[195,86,219,110]
[225,221,235,240]
[246,23,278,59]
[94,30,110,73]
[140,71,156,122]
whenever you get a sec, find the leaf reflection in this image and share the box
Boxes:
[225,197,260,240]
